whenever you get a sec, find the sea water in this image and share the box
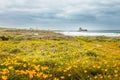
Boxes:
[57,30,120,36]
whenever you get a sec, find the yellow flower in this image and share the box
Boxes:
[1,69,8,75]
[23,64,27,67]
[2,76,8,80]
[43,74,48,79]
[104,61,108,64]
[84,70,87,73]
[29,74,33,79]
[15,70,20,73]
[20,70,27,75]
[114,74,118,77]
[100,76,103,79]
[53,77,59,80]
[63,70,67,72]
[28,70,36,79]
[97,66,101,69]
[104,69,108,72]
[107,75,111,79]
[94,76,97,79]
[73,65,78,68]
[60,76,65,79]
[34,65,40,72]
[49,74,52,77]
[114,70,118,73]
[8,66,14,70]
[66,66,72,71]
[36,72,43,77]
[1,71,7,75]
[41,66,49,71]
[68,74,71,77]
[93,66,96,68]
[2,69,8,72]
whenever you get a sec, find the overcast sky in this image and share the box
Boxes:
[0,0,120,30]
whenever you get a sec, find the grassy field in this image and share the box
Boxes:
[0,28,120,80]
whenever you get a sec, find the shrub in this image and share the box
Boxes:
[86,51,97,57]
[9,48,21,54]
[90,69,102,76]
[15,36,24,41]
[0,36,9,41]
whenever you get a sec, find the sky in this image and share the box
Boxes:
[0,0,120,30]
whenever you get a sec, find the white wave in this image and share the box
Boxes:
[58,32,120,37]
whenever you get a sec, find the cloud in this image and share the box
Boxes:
[0,0,120,29]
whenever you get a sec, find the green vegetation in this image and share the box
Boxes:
[0,28,120,80]
[0,28,71,41]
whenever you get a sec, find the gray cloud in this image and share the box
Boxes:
[0,0,120,30]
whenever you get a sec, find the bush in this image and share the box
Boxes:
[9,48,21,54]
[0,36,9,41]
[90,69,102,76]
[15,36,24,41]
[86,51,97,57]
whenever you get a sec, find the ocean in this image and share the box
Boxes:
[56,30,120,37]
